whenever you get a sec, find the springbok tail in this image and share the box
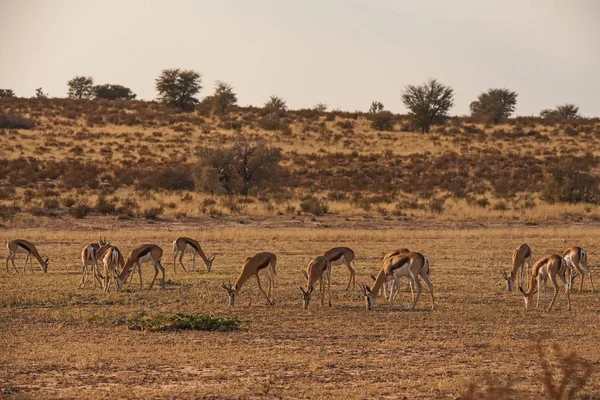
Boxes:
[86,246,94,261]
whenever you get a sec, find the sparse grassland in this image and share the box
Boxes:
[1,223,599,398]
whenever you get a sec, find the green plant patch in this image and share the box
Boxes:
[126,312,241,332]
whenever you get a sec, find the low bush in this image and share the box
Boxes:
[126,313,240,332]
[300,195,328,215]
[0,112,35,129]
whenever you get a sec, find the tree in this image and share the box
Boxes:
[67,76,94,99]
[35,88,48,98]
[369,101,384,114]
[155,68,202,111]
[470,88,517,124]
[313,103,327,113]
[540,103,580,122]
[264,95,287,112]
[195,140,283,195]
[211,81,237,113]
[368,101,394,131]
[402,79,454,133]
[93,84,136,100]
[0,89,15,98]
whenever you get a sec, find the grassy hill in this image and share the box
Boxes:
[1,97,599,225]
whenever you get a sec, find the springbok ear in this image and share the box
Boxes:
[44,258,49,263]
[209,255,216,261]
[370,274,376,281]
[518,286,525,295]
[299,286,306,294]
[365,285,372,294]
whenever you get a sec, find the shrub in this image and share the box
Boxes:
[0,112,35,129]
[369,111,395,131]
[138,165,195,191]
[469,88,517,124]
[142,206,164,220]
[300,195,328,215]
[70,203,91,218]
[0,204,20,221]
[95,196,117,214]
[126,313,240,332]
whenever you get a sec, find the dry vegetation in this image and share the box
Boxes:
[1,224,599,398]
[1,98,600,398]
[0,97,599,226]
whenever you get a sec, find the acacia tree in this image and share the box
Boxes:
[402,79,454,133]
[67,76,94,99]
[93,84,136,100]
[195,140,283,195]
[264,95,287,112]
[35,88,48,98]
[155,68,202,111]
[368,101,394,131]
[540,104,580,122]
[0,89,15,98]
[211,81,237,113]
[470,88,517,124]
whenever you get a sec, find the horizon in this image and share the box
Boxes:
[1,0,599,116]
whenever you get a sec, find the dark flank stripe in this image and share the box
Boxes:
[256,258,271,271]
[138,246,152,259]
[186,239,199,252]
[389,256,410,271]
[329,251,344,262]
[16,241,32,253]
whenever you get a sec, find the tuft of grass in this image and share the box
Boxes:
[126,312,241,332]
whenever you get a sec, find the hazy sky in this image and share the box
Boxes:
[1,0,599,116]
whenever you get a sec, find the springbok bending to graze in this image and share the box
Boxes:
[300,256,331,309]
[221,252,276,306]
[360,252,434,311]
[116,244,165,290]
[323,247,356,290]
[101,245,125,292]
[172,237,215,273]
[501,244,532,292]
[80,241,112,289]
[6,239,49,273]
[563,246,593,293]
[519,254,570,312]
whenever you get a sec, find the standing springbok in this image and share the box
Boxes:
[116,244,165,290]
[220,252,276,306]
[6,239,49,273]
[360,252,434,311]
[501,244,532,292]
[323,247,356,290]
[79,241,112,289]
[519,254,570,312]
[563,246,593,293]
[101,245,125,292]
[172,237,215,273]
[300,256,331,309]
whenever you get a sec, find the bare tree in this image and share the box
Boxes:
[155,68,202,111]
[402,79,454,133]
[67,76,94,99]
[369,101,384,114]
[35,88,48,98]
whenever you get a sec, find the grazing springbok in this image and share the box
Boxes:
[80,241,112,289]
[519,254,570,312]
[116,244,166,290]
[172,237,215,272]
[6,239,49,273]
[563,246,593,293]
[101,245,125,292]
[360,252,434,311]
[300,256,331,309]
[221,252,277,306]
[323,247,356,290]
[501,244,532,292]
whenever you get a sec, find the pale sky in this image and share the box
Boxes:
[1,0,599,116]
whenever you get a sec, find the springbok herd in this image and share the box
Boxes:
[4,238,594,311]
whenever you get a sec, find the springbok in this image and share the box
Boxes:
[563,246,593,293]
[6,239,49,273]
[323,247,356,290]
[300,256,331,309]
[360,252,434,311]
[221,252,276,306]
[519,254,570,312]
[501,244,532,292]
[116,244,166,290]
[172,237,215,272]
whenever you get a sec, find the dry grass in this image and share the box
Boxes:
[1,220,599,398]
